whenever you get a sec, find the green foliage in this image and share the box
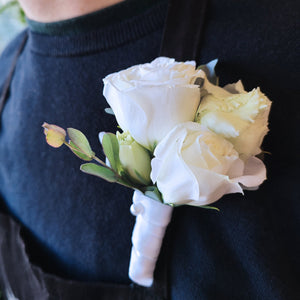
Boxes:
[134,170,151,186]
[117,170,138,187]
[102,133,121,172]
[67,128,95,159]
[117,177,138,189]
[199,205,220,211]
[18,4,25,23]
[197,59,219,85]
[43,124,144,189]
[0,0,17,13]
[80,163,117,183]
[144,186,163,202]
[43,125,222,208]
[0,0,26,24]
[104,108,115,115]
[67,141,93,161]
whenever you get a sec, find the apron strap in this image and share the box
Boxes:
[0,31,28,122]
[156,1,209,297]
[0,212,167,300]
[160,0,208,62]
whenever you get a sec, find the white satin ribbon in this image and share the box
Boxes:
[128,190,173,287]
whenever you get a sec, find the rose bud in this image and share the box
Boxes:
[42,122,66,148]
[117,131,151,185]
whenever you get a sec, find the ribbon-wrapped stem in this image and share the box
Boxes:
[128,190,173,287]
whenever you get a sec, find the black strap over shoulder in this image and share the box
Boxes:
[0,31,28,121]
[160,0,208,62]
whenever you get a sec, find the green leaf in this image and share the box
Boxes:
[118,170,137,186]
[0,0,18,14]
[144,191,161,202]
[134,170,151,186]
[150,141,157,153]
[67,141,93,161]
[197,59,219,85]
[104,108,115,115]
[199,205,220,211]
[18,7,26,23]
[102,133,121,172]
[67,128,94,158]
[0,0,26,24]
[80,163,117,183]
[144,186,163,202]
[116,178,136,189]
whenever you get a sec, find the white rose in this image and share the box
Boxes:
[196,78,272,159]
[103,57,203,150]
[150,122,266,206]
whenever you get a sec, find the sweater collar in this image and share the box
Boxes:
[27,0,167,56]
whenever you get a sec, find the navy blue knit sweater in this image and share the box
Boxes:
[0,0,299,299]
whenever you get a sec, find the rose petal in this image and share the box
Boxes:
[232,156,266,188]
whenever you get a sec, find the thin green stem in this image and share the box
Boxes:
[64,141,109,168]
[92,155,108,167]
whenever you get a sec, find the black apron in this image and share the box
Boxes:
[0,0,208,299]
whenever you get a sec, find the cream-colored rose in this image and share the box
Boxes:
[151,122,266,206]
[117,131,151,185]
[151,122,240,205]
[103,57,203,150]
[196,81,271,159]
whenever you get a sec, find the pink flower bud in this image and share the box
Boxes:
[42,122,66,148]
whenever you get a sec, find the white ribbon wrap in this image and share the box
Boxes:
[128,190,173,287]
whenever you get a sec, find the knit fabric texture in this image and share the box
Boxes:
[0,0,299,299]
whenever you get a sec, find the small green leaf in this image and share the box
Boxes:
[102,133,121,172]
[104,108,115,115]
[144,186,163,202]
[67,128,94,158]
[113,170,140,189]
[67,141,93,161]
[144,191,161,202]
[0,1,26,24]
[261,150,271,155]
[134,170,151,186]
[116,178,136,189]
[199,205,220,211]
[118,170,136,185]
[197,59,219,85]
[0,0,18,14]
[150,141,157,153]
[80,163,117,183]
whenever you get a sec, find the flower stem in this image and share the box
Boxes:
[92,155,108,167]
